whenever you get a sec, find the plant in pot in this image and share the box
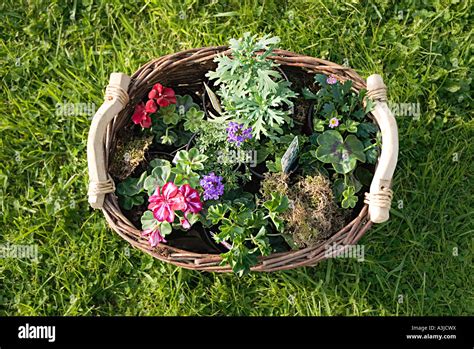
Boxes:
[88,32,398,275]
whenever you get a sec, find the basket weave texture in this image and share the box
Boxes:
[101,46,374,272]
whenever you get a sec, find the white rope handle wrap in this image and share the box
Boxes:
[364,188,393,208]
[105,85,129,106]
[366,87,387,102]
[365,74,399,223]
[87,73,131,209]
[87,176,116,196]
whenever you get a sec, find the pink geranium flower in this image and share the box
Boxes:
[148,83,177,107]
[132,102,152,128]
[180,218,191,230]
[327,75,338,85]
[179,184,203,214]
[142,228,166,247]
[148,182,186,223]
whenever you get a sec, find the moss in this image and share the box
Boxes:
[260,172,289,197]
[109,135,153,180]
[261,172,348,248]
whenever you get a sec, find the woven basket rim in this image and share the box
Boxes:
[101,46,374,272]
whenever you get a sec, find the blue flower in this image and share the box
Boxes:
[226,122,252,147]
[200,172,224,201]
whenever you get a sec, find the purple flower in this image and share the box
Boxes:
[327,75,338,85]
[329,117,340,128]
[226,122,252,147]
[200,172,224,201]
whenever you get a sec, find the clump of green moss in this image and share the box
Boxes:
[260,172,347,248]
[109,135,153,180]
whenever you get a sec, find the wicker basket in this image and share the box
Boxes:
[87,46,398,272]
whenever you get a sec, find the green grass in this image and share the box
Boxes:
[0,0,473,316]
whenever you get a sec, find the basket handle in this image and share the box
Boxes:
[365,74,399,223]
[87,73,131,209]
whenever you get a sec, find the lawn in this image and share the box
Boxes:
[0,0,472,316]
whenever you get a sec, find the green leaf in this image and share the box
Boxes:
[175,148,208,171]
[314,74,328,86]
[352,109,365,120]
[220,246,257,277]
[153,165,171,185]
[356,122,378,138]
[315,131,366,174]
[313,118,326,132]
[263,193,289,213]
[172,161,191,175]
[345,119,360,133]
[256,146,272,163]
[332,159,358,175]
[221,225,246,242]
[150,159,171,169]
[315,130,344,163]
[186,212,200,226]
[173,170,199,187]
[141,210,158,231]
[342,185,358,208]
[266,157,282,172]
[144,164,171,195]
[176,94,199,115]
[207,204,229,224]
[333,178,345,202]
[159,221,172,236]
[268,212,285,233]
[116,175,146,210]
[364,98,375,113]
[322,102,335,115]
[247,209,266,227]
[282,233,298,250]
[159,105,181,125]
[183,107,205,132]
[163,113,180,125]
[345,135,366,162]
[257,69,279,93]
[345,173,363,193]
[160,130,178,145]
[137,171,147,188]
[119,196,133,210]
[341,79,353,95]
[116,177,143,196]
[302,88,317,100]
[250,227,271,256]
[187,174,200,188]
[131,195,144,206]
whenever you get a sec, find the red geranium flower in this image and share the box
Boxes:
[148,83,177,107]
[179,184,203,214]
[145,99,158,114]
[148,182,186,223]
[132,102,152,128]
